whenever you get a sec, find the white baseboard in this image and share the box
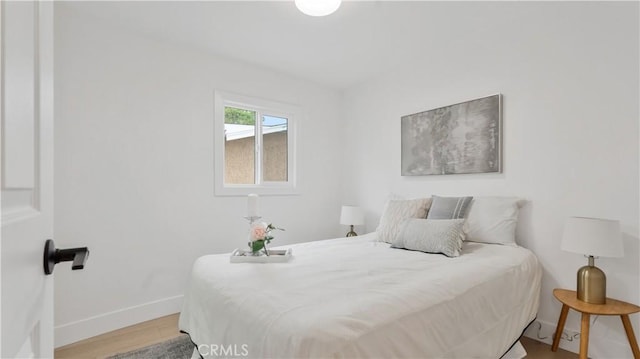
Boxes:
[54,295,183,348]
[523,318,634,358]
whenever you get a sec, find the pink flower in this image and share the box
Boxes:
[250,223,267,242]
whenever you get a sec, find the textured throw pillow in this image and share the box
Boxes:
[427,196,473,219]
[376,198,432,243]
[463,197,525,246]
[391,219,465,257]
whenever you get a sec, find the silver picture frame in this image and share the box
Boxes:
[401,94,502,176]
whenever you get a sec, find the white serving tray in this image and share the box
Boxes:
[230,248,293,263]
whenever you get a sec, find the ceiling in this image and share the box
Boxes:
[60,1,541,90]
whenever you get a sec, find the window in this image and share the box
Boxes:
[214,91,298,196]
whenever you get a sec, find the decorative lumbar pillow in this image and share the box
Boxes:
[376,198,432,243]
[463,197,525,246]
[391,219,465,257]
[426,195,473,219]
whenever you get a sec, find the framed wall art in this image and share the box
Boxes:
[401,94,502,176]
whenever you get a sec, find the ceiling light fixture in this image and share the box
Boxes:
[295,0,342,16]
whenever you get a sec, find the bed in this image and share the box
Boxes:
[179,231,542,358]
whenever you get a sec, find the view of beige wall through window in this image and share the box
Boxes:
[223,106,289,185]
[225,131,288,184]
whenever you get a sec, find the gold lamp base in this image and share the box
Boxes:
[346,225,358,237]
[577,256,606,304]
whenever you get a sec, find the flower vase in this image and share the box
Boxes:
[249,240,268,256]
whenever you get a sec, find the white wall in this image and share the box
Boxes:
[341,2,639,357]
[53,5,345,346]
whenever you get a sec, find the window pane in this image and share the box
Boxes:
[224,107,255,184]
[262,115,288,182]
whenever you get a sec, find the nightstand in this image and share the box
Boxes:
[552,288,640,359]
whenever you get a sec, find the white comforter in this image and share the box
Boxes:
[179,233,541,358]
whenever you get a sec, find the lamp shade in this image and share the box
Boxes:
[561,217,623,258]
[295,0,341,16]
[340,206,364,226]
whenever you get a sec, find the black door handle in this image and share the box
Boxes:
[43,239,90,275]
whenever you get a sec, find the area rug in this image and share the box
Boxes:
[106,335,195,359]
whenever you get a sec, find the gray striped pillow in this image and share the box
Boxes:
[427,196,473,219]
[391,219,465,257]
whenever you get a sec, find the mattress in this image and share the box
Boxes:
[179,233,541,358]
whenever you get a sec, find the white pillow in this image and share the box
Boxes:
[391,219,465,257]
[463,197,525,246]
[376,198,432,243]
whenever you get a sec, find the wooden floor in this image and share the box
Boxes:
[55,314,183,359]
[55,313,578,359]
[520,337,578,359]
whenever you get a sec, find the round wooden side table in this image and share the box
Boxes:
[552,288,640,359]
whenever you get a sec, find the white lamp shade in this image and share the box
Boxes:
[561,217,623,258]
[340,206,364,226]
[295,0,341,16]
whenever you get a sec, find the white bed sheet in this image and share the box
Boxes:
[179,233,541,358]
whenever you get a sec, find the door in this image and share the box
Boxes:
[1,1,54,358]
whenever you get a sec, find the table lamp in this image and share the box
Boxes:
[340,206,364,237]
[561,217,623,304]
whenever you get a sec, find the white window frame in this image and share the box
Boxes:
[214,91,299,196]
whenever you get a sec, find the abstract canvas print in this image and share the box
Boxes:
[401,94,501,176]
